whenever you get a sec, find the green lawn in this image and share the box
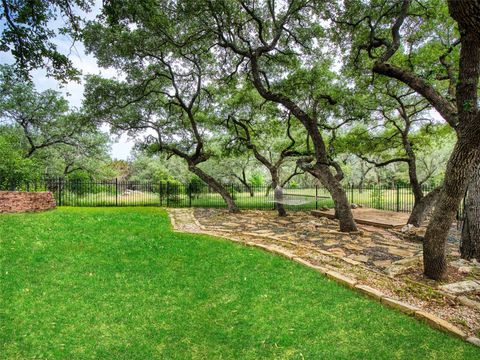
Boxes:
[0,208,478,359]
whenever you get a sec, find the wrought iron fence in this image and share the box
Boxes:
[0,178,458,216]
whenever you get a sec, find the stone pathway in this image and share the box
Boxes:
[167,208,480,338]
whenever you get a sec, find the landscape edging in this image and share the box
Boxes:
[171,209,480,348]
[258,244,477,345]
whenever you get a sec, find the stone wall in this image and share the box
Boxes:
[0,192,56,213]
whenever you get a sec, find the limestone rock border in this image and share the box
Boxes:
[252,241,478,345]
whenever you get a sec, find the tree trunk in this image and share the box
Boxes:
[237,170,254,197]
[249,55,356,231]
[460,164,480,260]
[189,165,239,213]
[408,186,442,227]
[423,136,480,279]
[238,179,254,197]
[309,164,357,232]
[422,0,480,279]
[265,184,271,197]
[271,172,287,217]
[358,178,365,194]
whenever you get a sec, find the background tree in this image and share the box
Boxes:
[0,65,90,156]
[341,82,452,226]
[83,8,240,212]
[201,0,358,231]
[0,0,93,79]
[0,64,110,185]
[41,132,112,178]
[223,85,305,216]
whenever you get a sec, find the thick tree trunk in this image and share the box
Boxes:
[249,56,357,231]
[308,164,357,232]
[408,186,442,227]
[189,165,239,213]
[423,1,480,279]
[271,173,287,217]
[460,164,480,260]
[423,136,480,279]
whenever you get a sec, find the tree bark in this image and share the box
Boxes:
[265,184,271,197]
[249,56,357,231]
[271,172,287,217]
[422,0,480,279]
[306,163,357,232]
[189,165,239,213]
[408,186,442,227]
[368,0,480,279]
[233,173,254,197]
[460,164,480,260]
[423,133,480,279]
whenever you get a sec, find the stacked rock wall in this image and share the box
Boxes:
[0,192,56,213]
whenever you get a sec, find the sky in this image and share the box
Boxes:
[0,2,135,160]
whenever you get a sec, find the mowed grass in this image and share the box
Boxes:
[0,208,478,359]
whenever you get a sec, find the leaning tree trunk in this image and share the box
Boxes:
[189,166,239,213]
[460,164,480,260]
[236,171,254,197]
[239,180,254,197]
[408,187,442,227]
[309,164,357,232]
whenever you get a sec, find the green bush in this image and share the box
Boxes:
[370,186,383,209]
[188,177,204,198]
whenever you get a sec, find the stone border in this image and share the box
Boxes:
[252,245,478,342]
[167,211,178,231]
[169,209,480,348]
[201,221,480,313]
[246,241,478,346]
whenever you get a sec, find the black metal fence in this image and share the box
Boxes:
[0,178,451,214]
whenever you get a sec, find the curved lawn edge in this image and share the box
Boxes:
[170,208,480,349]
[1,207,479,359]
[244,242,480,347]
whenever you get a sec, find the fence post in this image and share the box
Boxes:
[396,184,400,212]
[159,182,163,206]
[58,178,62,206]
[188,183,192,207]
[115,178,118,207]
[166,182,170,207]
[350,183,354,204]
[315,185,318,210]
